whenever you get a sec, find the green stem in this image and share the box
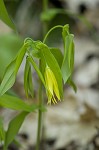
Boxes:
[43,0,48,12]
[43,25,63,43]
[42,0,49,37]
[36,64,43,150]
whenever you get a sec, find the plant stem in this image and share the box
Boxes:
[43,0,48,11]
[36,1,49,150]
[43,25,63,43]
[36,64,43,150]
[42,0,48,37]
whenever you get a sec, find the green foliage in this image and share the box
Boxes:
[0,34,23,79]
[61,33,74,83]
[0,0,77,149]
[0,24,76,149]
[24,57,34,98]
[3,112,28,150]
[15,44,28,75]
[28,56,46,87]
[0,24,76,98]
[61,25,77,92]
[0,59,16,96]
[38,43,63,99]
[41,9,61,22]
[0,42,29,96]
[0,117,5,142]
[0,94,38,112]
[0,0,15,30]
[49,48,63,67]
[67,78,77,93]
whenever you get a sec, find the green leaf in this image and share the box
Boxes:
[15,44,27,75]
[67,78,77,93]
[0,0,15,30]
[0,94,37,112]
[24,58,30,97]
[41,9,61,22]
[4,112,28,150]
[31,41,41,58]
[0,33,23,79]
[62,24,69,39]
[39,43,63,99]
[0,117,5,142]
[61,34,74,83]
[0,59,16,96]
[49,48,63,67]
[24,58,34,98]
[13,139,21,149]
[28,66,34,98]
[28,56,46,87]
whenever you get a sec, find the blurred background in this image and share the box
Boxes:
[0,0,99,150]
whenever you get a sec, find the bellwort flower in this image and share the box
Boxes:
[45,65,60,104]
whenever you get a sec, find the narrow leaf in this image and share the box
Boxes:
[0,117,5,142]
[4,112,28,150]
[0,94,37,112]
[61,34,74,83]
[24,58,30,97]
[0,0,15,30]
[28,66,34,98]
[28,56,46,87]
[41,8,61,22]
[24,58,34,98]
[15,44,27,75]
[0,59,16,96]
[67,78,77,93]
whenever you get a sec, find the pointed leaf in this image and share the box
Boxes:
[28,56,46,87]
[0,94,38,112]
[24,58,34,98]
[61,34,74,83]
[15,44,27,75]
[0,59,16,96]
[62,24,69,41]
[0,0,15,30]
[4,112,28,150]
[41,8,61,22]
[24,58,30,97]
[67,78,77,93]
[28,66,34,98]
[0,117,5,142]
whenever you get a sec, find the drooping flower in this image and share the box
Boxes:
[44,65,60,104]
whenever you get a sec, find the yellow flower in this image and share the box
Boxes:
[45,66,60,104]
